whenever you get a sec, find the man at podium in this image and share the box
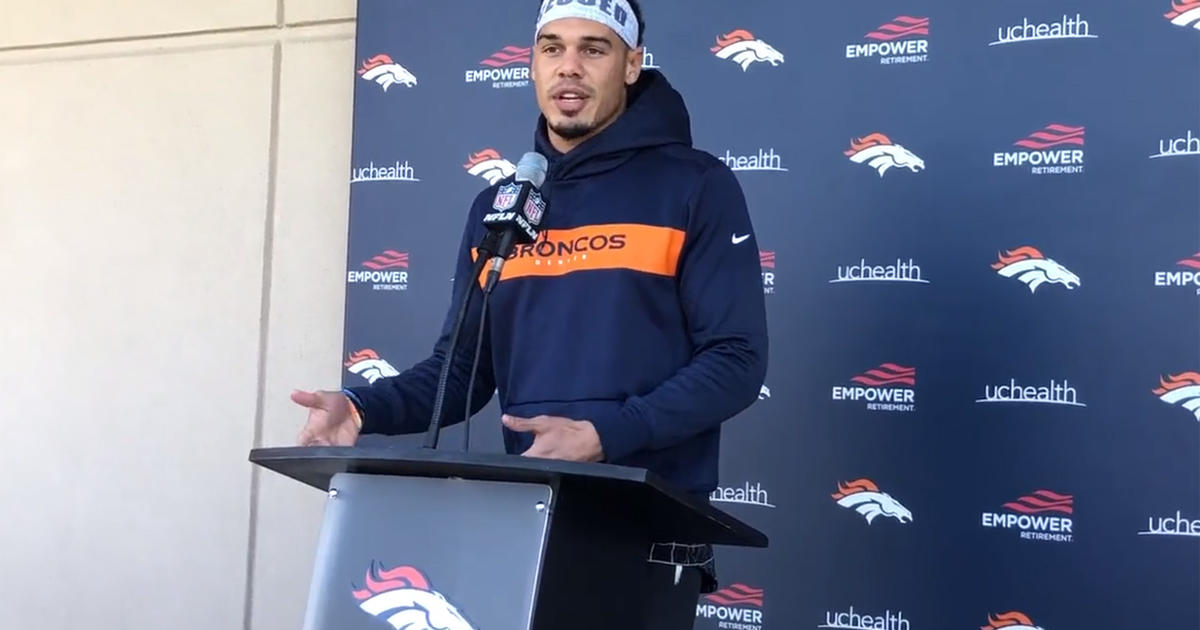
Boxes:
[292,0,768,617]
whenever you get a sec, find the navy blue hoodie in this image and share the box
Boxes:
[346,69,768,497]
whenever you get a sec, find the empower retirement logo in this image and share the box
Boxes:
[992,123,1085,175]
[845,16,930,65]
[981,489,1074,543]
[832,363,917,412]
[696,583,765,630]
[464,45,531,89]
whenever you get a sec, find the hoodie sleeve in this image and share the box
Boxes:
[588,162,769,462]
[343,190,497,435]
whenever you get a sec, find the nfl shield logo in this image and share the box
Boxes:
[524,191,546,225]
[493,183,521,210]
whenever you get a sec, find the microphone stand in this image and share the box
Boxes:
[424,151,546,451]
[422,233,497,450]
[460,265,502,453]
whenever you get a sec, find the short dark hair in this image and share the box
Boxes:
[536,0,646,47]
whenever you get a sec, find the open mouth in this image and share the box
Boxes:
[552,87,590,115]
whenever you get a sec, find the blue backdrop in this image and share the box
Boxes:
[340,1,1200,628]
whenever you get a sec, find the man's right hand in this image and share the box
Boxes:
[292,390,360,447]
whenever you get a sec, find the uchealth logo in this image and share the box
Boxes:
[1165,0,1200,31]
[833,479,913,525]
[696,584,764,629]
[719,147,787,172]
[464,45,530,89]
[831,258,927,284]
[991,246,1081,293]
[990,13,1096,47]
[348,250,409,291]
[833,363,916,412]
[977,378,1085,407]
[711,481,775,508]
[1139,509,1200,538]
[845,16,930,65]
[1154,252,1200,293]
[710,29,785,71]
[642,45,660,69]
[819,606,911,629]
[351,160,419,183]
[760,250,775,295]
[357,54,417,92]
[463,149,516,185]
[981,489,1074,543]
[981,611,1046,630]
[1151,129,1200,159]
[844,133,925,177]
[1153,372,1200,421]
[993,123,1085,175]
[345,349,400,385]
[351,561,475,629]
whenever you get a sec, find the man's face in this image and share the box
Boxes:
[532,17,641,148]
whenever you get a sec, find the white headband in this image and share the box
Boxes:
[536,0,639,50]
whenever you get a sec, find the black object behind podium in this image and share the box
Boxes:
[250,446,767,630]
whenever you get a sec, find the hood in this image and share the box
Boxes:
[533,69,693,181]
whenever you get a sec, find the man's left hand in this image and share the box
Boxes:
[501,414,605,463]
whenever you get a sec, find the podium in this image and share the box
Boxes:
[249,446,768,630]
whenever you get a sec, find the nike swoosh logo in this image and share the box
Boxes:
[732,233,751,245]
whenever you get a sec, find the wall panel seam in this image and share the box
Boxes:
[243,38,284,630]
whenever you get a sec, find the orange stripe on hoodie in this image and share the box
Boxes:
[474,223,685,286]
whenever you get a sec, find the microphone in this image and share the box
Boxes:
[422,151,549,451]
[479,152,548,293]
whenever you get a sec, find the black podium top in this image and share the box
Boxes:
[249,446,767,548]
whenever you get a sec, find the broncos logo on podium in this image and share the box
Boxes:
[710,29,785,71]
[352,562,476,630]
[991,246,1081,293]
[832,479,913,524]
[844,133,925,177]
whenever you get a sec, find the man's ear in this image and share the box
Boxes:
[625,46,644,85]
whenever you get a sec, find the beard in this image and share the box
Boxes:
[548,119,596,140]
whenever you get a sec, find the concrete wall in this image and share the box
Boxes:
[0,3,356,628]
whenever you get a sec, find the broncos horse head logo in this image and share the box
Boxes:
[991,246,1081,293]
[1153,372,1200,421]
[464,149,517,185]
[358,54,418,92]
[844,133,925,177]
[832,479,913,524]
[981,611,1045,630]
[345,349,400,385]
[1165,0,1200,31]
[353,562,476,630]
[711,30,785,71]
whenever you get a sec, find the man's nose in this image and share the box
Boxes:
[556,49,584,77]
